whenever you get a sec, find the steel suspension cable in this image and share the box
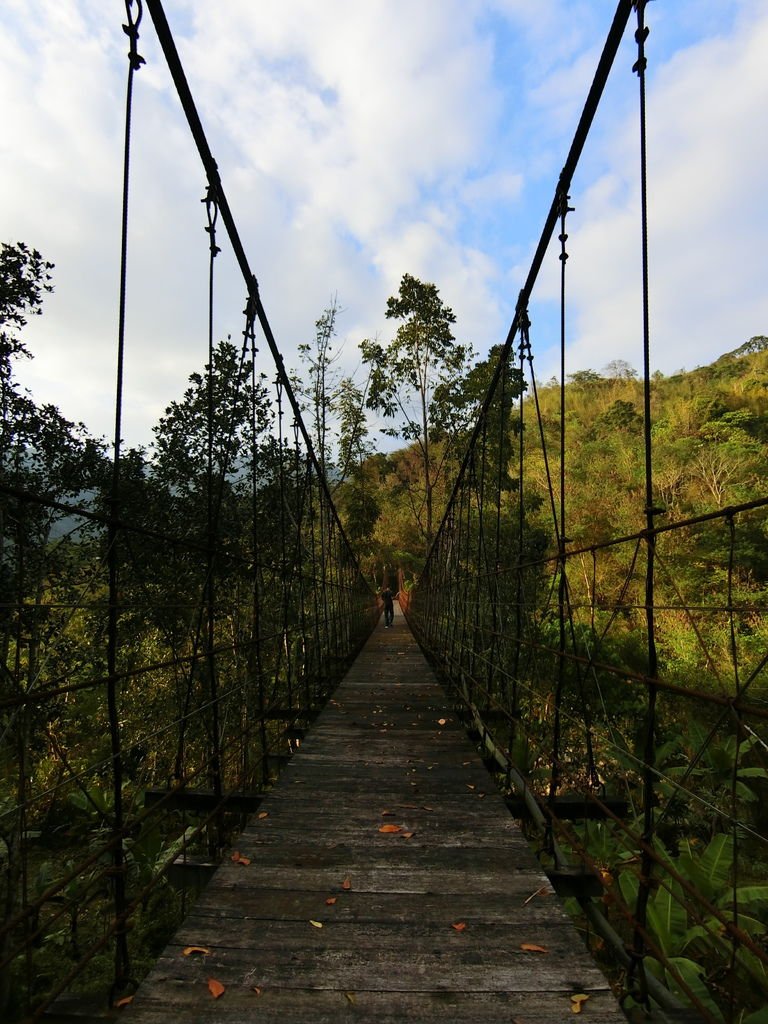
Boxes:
[425,0,634,560]
[105,0,146,998]
[142,0,363,578]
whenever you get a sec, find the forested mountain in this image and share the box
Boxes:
[339,336,768,582]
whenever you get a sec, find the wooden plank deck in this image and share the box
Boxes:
[125,605,626,1022]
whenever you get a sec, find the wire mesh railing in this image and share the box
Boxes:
[405,2,768,1020]
[0,1,375,1017]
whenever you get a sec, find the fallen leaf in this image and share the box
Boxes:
[342,877,352,890]
[570,993,590,1014]
[258,811,269,819]
[252,986,263,996]
[451,922,467,932]
[381,809,395,816]
[230,850,241,862]
[183,945,211,957]
[230,851,251,866]
[520,942,549,953]
[467,784,476,790]
[422,805,434,811]
[326,896,338,905]
[113,996,134,1008]
[401,831,415,839]
[437,718,447,726]
[309,919,323,928]
[207,978,225,999]
[345,992,356,1004]
[379,824,402,833]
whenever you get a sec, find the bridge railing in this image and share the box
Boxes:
[0,2,375,1018]
[406,1,768,1020]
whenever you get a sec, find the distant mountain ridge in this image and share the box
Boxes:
[718,335,768,361]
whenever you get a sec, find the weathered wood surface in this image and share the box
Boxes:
[126,607,626,1022]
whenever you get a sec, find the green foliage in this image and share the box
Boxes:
[361,273,473,551]
[0,241,53,363]
[1,251,376,1020]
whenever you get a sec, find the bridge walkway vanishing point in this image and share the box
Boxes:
[125,605,626,1023]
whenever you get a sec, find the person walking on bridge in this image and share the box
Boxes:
[381,585,395,628]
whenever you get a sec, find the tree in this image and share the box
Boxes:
[0,243,54,468]
[0,243,53,362]
[0,245,109,1019]
[152,338,271,505]
[295,298,340,480]
[360,273,471,552]
[293,297,373,491]
[602,359,637,380]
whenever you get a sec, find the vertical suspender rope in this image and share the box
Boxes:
[203,188,223,811]
[245,308,269,786]
[631,0,660,1005]
[293,422,312,709]
[550,189,573,808]
[513,309,530,721]
[307,464,323,702]
[106,0,145,999]
[725,512,740,1021]
[274,379,292,709]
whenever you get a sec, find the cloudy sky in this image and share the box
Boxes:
[2,0,766,450]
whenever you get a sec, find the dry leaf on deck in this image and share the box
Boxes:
[183,945,211,957]
[258,811,269,819]
[379,824,402,834]
[309,919,323,928]
[113,996,134,1008]
[520,942,549,953]
[437,718,447,726]
[570,993,590,1013]
[342,877,352,890]
[326,896,338,905]
[451,922,467,932]
[207,978,225,999]
[401,831,415,839]
[252,986,263,996]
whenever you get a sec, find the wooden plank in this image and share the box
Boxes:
[125,615,625,1023]
[125,988,624,1024]
[144,946,608,993]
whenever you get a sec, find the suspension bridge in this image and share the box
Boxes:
[2,2,766,1023]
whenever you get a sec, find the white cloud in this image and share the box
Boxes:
[0,0,764,448]
[542,6,768,378]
